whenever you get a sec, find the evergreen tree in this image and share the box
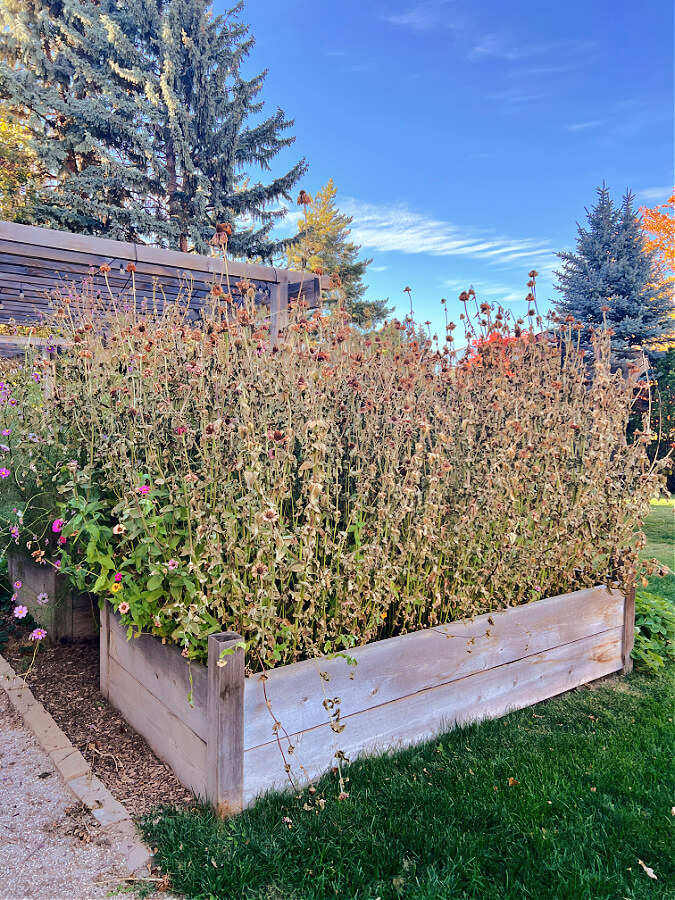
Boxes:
[287,179,392,326]
[0,0,305,256]
[555,185,673,359]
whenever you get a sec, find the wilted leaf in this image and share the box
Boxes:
[507,777,519,787]
[638,859,657,880]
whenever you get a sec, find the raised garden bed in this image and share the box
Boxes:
[100,584,635,816]
[8,548,98,644]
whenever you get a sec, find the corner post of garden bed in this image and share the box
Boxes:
[621,584,636,674]
[206,631,245,817]
[100,600,110,699]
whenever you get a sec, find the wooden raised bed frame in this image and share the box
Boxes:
[8,548,98,644]
[100,585,635,816]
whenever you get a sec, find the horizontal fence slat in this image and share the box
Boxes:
[243,626,623,804]
[107,656,207,797]
[108,611,208,741]
[0,221,314,283]
[244,586,624,751]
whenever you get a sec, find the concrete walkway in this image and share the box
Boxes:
[0,688,150,899]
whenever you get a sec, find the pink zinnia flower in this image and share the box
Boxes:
[114,572,123,582]
[0,468,10,479]
[118,601,130,614]
[29,628,47,641]
[13,605,28,619]
[58,535,66,545]
[52,519,64,533]
[138,485,151,495]
[167,559,179,571]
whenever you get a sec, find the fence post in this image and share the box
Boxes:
[206,631,245,816]
[270,279,289,347]
[100,600,110,699]
[622,584,636,674]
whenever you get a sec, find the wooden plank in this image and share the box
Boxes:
[244,586,624,750]
[107,656,207,797]
[99,601,110,699]
[206,632,245,816]
[71,593,98,641]
[622,585,636,673]
[0,221,309,283]
[243,627,623,804]
[107,610,208,741]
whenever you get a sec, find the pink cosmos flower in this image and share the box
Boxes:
[52,519,64,533]
[138,485,151,495]
[10,525,19,539]
[13,605,28,619]
[114,572,123,582]
[118,601,130,614]
[54,560,61,569]
[534,584,542,592]
[1,429,10,436]
[167,559,179,571]
[29,628,47,641]
[36,592,49,605]
[13,581,21,590]
[0,469,10,479]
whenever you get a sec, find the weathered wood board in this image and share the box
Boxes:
[99,585,630,814]
[0,221,325,328]
[106,656,207,797]
[243,586,624,751]
[242,627,623,803]
[107,609,208,741]
[8,548,98,643]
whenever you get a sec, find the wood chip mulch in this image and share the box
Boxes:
[4,637,194,820]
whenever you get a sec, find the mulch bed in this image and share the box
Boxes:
[4,636,194,819]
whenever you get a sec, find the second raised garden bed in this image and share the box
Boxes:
[100,584,634,816]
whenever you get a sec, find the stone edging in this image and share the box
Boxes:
[0,651,151,877]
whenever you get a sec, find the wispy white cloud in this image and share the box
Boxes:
[565,120,603,131]
[382,1,461,32]
[469,34,595,62]
[441,277,538,304]
[370,265,389,272]
[637,186,672,202]
[338,199,554,266]
[272,198,554,269]
[487,87,548,106]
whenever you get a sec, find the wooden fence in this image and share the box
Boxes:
[100,584,634,815]
[0,221,327,349]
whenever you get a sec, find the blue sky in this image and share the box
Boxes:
[231,0,673,338]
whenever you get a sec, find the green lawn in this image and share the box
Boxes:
[141,506,675,900]
[142,669,675,900]
[642,502,674,599]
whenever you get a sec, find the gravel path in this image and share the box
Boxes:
[0,689,146,900]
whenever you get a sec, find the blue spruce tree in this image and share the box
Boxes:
[0,0,305,256]
[555,185,672,359]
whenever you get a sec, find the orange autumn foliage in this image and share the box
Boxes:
[640,190,675,283]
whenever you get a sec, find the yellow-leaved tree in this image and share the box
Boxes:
[287,179,392,327]
[0,108,41,222]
